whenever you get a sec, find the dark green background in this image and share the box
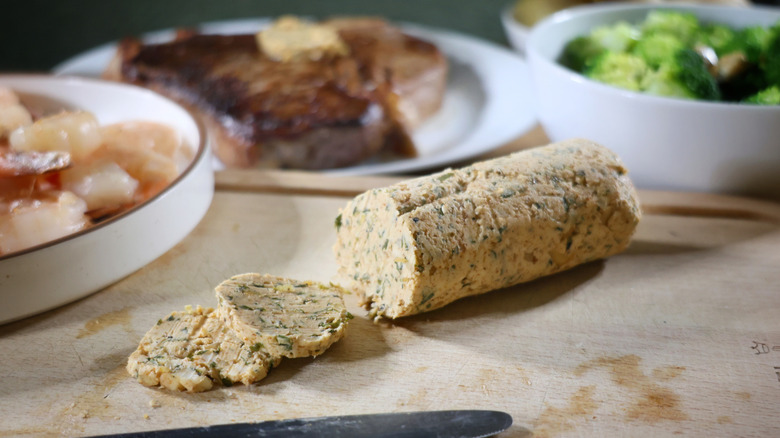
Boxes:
[1,0,513,72]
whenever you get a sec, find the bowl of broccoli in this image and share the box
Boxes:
[526,3,780,199]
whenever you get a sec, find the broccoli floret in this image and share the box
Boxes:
[640,65,697,99]
[591,21,640,53]
[761,24,780,86]
[585,52,648,91]
[743,85,780,105]
[639,49,720,100]
[696,24,736,56]
[560,36,606,72]
[641,10,700,45]
[674,49,721,100]
[559,22,639,72]
[632,33,685,68]
[731,26,772,63]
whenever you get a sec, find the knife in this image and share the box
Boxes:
[89,409,512,438]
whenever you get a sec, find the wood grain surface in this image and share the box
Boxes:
[1,170,779,438]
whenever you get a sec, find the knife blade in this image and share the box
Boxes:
[89,409,512,438]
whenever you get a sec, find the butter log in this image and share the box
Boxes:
[333,139,641,319]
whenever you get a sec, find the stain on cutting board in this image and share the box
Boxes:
[574,354,688,422]
[532,355,688,436]
[533,385,598,437]
[652,364,686,381]
[76,307,133,339]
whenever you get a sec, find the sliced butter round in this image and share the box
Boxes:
[215,273,352,358]
[126,306,279,393]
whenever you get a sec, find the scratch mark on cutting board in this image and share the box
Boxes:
[533,385,597,438]
[52,362,134,435]
[76,308,133,339]
[72,344,85,369]
[574,354,688,423]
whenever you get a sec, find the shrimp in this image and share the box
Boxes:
[9,110,102,160]
[0,87,33,140]
[0,191,89,255]
[60,159,138,215]
[96,121,185,201]
[0,88,20,106]
[0,146,72,222]
[0,149,71,178]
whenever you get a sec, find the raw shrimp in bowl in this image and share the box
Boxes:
[0,87,191,256]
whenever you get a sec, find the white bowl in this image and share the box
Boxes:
[526,3,780,199]
[0,75,213,324]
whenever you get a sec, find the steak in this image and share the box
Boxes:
[104,19,447,170]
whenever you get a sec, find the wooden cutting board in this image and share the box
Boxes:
[1,169,779,438]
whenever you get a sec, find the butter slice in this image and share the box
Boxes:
[257,16,349,62]
[126,306,279,393]
[215,273,352,358]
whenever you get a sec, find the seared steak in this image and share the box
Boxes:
[104,19,447,170]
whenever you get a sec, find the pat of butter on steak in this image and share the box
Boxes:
[333,138,641,319]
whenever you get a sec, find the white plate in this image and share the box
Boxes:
[53,19,537,175]
[0,75,214,324]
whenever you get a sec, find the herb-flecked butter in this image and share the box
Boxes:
[333,139,641,320]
